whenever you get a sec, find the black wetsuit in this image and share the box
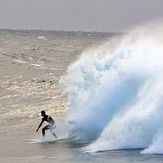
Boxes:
[42,115,55,125]
[42,115,56,137]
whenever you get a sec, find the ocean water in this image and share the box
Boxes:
[1,28,163,162]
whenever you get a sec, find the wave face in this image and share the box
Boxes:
[61,25,163,154]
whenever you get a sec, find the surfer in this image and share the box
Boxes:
[36,110,57,138]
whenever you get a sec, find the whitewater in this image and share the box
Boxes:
[61,24,163,154]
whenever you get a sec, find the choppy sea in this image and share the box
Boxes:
[1,28,163,162]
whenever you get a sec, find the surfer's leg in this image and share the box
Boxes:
[42,125,51,136]
[50,125,57,138]
[51,132,57,138]
[51,131,57,138]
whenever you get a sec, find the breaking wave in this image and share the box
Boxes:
[60,23,163,154]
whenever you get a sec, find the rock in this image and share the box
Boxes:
[37,80,45,83]
[31,79,46,83]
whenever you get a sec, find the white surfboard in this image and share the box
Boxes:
[25,137,70,144]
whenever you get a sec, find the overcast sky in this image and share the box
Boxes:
[0,0,163,32]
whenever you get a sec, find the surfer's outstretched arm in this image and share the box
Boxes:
[36,122,43,132]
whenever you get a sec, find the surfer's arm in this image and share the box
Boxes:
[36,122,43,132]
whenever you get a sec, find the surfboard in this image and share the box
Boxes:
[25,137,70,144]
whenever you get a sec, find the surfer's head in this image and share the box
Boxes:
[41,110,46,117]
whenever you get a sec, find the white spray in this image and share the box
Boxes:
[60,24,163,154]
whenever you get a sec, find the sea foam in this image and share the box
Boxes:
[60,24,163,154]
